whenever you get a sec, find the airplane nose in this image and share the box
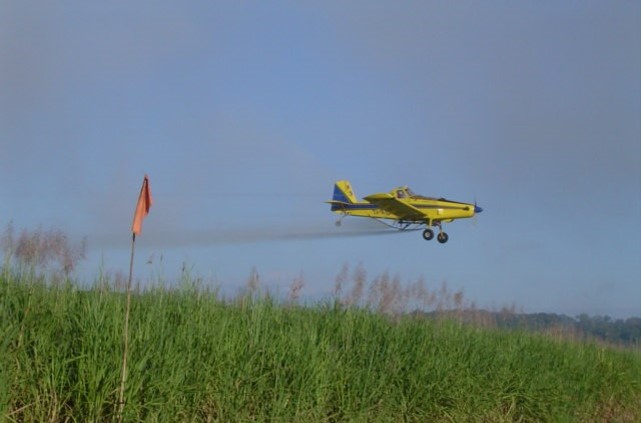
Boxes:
[474,204,483,213]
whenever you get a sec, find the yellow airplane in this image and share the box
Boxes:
[327,180,482,243]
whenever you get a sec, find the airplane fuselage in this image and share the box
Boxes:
[327,181,482,243]
[330,187,477,223]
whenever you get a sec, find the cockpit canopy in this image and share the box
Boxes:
[393,186,414,199]
[392,186,437,201]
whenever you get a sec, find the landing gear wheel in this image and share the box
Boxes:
[422,228,434,241]
[437,232,449,244]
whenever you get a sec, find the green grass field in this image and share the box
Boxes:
[1,268,640,422]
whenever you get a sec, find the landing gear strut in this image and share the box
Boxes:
[423,222,448,244]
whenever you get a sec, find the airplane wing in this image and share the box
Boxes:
[363,193,426,220]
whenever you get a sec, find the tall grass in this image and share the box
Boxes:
[1,265,640,422]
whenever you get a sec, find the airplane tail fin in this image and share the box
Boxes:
[328,180,358,211]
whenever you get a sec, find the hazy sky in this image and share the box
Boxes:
[1,1,639,317]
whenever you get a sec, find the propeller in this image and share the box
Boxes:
[472,199,483,227]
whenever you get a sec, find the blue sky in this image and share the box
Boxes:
[1,1,639,318]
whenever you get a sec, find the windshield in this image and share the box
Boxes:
[395,187,415,199]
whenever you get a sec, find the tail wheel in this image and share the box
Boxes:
[422,228,434,241]
[437,232,449,244]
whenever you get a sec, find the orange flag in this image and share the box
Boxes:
[132,174,153,235]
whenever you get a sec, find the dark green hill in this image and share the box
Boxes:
[420,310,641,347]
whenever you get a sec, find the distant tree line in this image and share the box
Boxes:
[499,313,641,346]
[426,310,641,347]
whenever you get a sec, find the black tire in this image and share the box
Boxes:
[422,228,434,241]
[437,232,449,244]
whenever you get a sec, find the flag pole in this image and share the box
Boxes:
[118,232,136,422]
[118,175,152,422]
